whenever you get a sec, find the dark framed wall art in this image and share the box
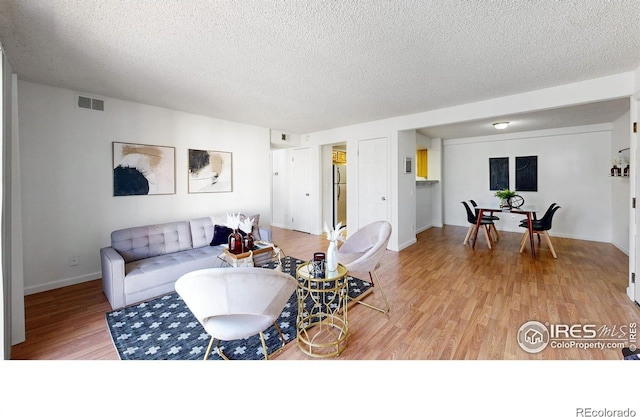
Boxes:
[515,156,538,192]
[489,157,509,190]
[112,142,176,196]
[188,149,233,193]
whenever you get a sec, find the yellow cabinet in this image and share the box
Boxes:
[332,150,347,164]
[416,149,428,178]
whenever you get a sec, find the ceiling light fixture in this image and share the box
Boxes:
[493,122,509,130]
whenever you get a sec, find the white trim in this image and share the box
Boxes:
[23,272,101,296]
[398,238,417,251]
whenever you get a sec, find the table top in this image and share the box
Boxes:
[222,244,273,259]
[296,261,347,281]
[473,203,539,214]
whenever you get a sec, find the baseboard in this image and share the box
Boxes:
[548,231,610,243]
[449,222,611,244]
[416,224,433,234]
[627,285,636,302]
[23,271,101,295]
[270,222,291,230]
[398,237,417,251]
[612,241,630,256]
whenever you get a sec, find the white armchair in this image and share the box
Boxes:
[175,267,297,360]
[337,220,392,314]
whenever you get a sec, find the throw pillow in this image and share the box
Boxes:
[239,213,262,241]
[210,225,233,246]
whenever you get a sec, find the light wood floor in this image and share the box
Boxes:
[10,225,640,360]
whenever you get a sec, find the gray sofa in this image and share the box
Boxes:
[100,216,271,309]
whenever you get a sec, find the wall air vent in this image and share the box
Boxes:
[77,95,104,111]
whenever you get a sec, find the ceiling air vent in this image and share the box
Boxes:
[77,95,104,111]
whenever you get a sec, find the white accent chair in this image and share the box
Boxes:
[175,267,297,360]
[337,220,392,314]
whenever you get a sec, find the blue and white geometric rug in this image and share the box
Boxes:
[105,256,373,360]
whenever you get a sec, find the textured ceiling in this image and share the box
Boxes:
[0,1,638,134]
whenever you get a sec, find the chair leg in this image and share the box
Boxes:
[351,270,390,314]
[259,332,270,360]
[203,336,216,360]
[463,224,475,245]
[216,339,231,360]
[263,321,288,360]
[490,224,499,242]
[483,225,492,249]
[209,327,286,361]
[520,230,530,253]
[542,231,558,259]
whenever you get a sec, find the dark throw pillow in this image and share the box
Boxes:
[210,225,233,246]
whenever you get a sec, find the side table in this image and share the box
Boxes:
[295,262,349,358]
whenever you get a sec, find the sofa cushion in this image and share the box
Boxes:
[124,245,224,297]
[190,217,214,249]
[111,221,192,263]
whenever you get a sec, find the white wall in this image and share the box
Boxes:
[415,132,432,232]
[301,73,635,251]
[611,111,631,253]
[10,73,24,344]
[397,130,417,249]
[443,124,613,242]
[17,81,272,294]
[415,133,443,232]
[416,181,434,232]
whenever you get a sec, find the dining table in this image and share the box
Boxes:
[471,204,539,258]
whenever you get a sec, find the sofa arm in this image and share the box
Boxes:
[259,227,272,243]
[100,247,126,309]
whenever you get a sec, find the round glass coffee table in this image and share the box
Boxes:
[295,262,349,358]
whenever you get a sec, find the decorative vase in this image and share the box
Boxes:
[243,233,254,252]
[228,229,243,254]
[326,240,338,272]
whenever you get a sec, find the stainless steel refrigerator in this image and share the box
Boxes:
[333,164,347,226]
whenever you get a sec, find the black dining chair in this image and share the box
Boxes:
[461,201,495,248]
[519,205,561,258]
[519,203,557,241]
[470,199,500,241]
[519,203,557,226]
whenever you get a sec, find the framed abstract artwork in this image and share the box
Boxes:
[489,157,509,190]
[188,149,233,193]
[112,142,176,196]
[516,155,538,192]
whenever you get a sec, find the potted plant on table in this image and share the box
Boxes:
[494,189,517,209]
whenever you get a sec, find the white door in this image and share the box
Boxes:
[292,148,312,233]
[270,149,290,229]
[358,137,389,228]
